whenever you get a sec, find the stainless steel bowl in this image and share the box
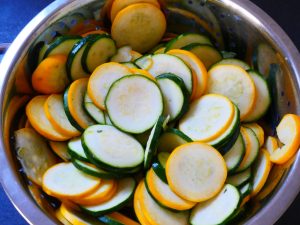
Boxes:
[1,0,300,224]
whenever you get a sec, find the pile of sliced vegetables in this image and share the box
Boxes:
[13,0,300,224]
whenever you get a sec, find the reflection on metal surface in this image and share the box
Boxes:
[0,0,300,225]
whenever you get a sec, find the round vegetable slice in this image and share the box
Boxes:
[179,94,234,142]
[32,55,69,94]
[243,123,265,147]
[15,128,57,186]
[156,73,189,121]
[166,142,227,202]
[42,162,101,200]
[68,137,89,162]
[134,181,152,225]
[26,96,71,141]
[167,49,208,98]
[138,181,189,225]
[251,149,272,196]
[207,65,256,120]
[45,94,80,137]
[110,0,160,21]
[270,114,300,164]
[111,3,166,53]
[212,58,250,70]
[146,168,196,210]
[243,70,271,122]
[81,177,136,216]
[190,184,241,225]
[73,179,117,206]
[64,78,95,130]
[105,75,163,134]
[83,125,144,170]
[88,62,132,110]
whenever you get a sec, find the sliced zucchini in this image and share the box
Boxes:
[105,75,163,134]
[227,168,252,187]
[157,128,192,153]
[207,64,256,120]
[138,181,189,225]
[72,159,121,179]
[156,73,189,121]
[111,46,132,63]
[212,58,250,70]
[49,141,71,162]
[251,149,272,196]
[179,94,235,142]
[152,152,170,184]
[166,142,227,202]
[82,34,117,73]
[183,43,222,69]
[223,133,245,173]
[243,70,271,122]
[138,54,193,94]
[42,162,101,199]
[15,128,57,186]
[144,115,168,169]
[66,35,95,81]
[64,78,95,131]
[84,93,106,124]
[190,184,241,225]
[68,137,89,162]
[243,123,265,147]
[236,127,260,172]
[165,33,212,52]
[83,125,144,170]
[43,35,82,59]
[145,168,196,211]
[81,177,136,216]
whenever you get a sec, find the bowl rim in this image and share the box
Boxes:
[0,0,300,225]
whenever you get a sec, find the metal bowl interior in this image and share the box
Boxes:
[0,0,300,224]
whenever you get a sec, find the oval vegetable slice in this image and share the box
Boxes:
[110,0,160,21]
[42,162,101,200]
[81,177,136,216]
[270,114,300,164]
[207,65,256,120]
[167,49,208,98]
[227,168,252,187]
[111,3,166,53]
[146,168,196,210]
[88,62,132,110]
[179,94,234,142]
[73,179,117,206]
[105,75,163,134]
[166,142,227,202]
[138,181,189,225]
[83,125,144,170]
[212,58,250,71]
[190,184,241,225]
[134,181,152,225]
[15,128,57,185]
[68,137,89,162]
[64,78,95,130]
[32,55,69,94]
[236,127,260,172]
[26,96,71,141]
[251,149,272,196]
[45,94,80,137]
[243,70,271,122]
[156,73,189,121]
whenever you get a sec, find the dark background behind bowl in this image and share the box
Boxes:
[0,0,299,224]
